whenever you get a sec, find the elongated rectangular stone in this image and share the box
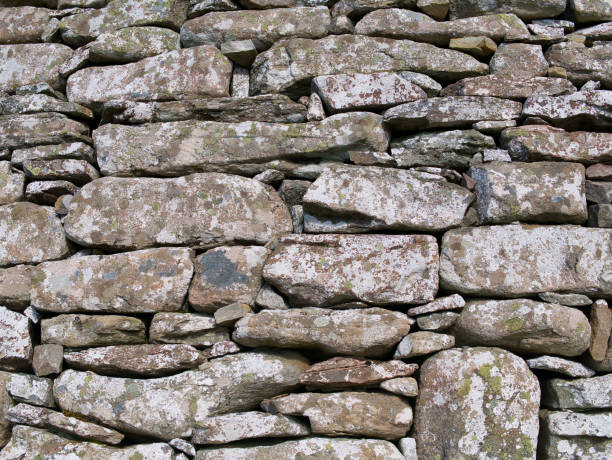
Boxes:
[0,113,90,150]
[263,234,438,307]
[149,312,230,347]
[31,248,194,313]
[449,0,566,20]
[440,75,577,100]
[63,174,292,250]
[440,225,612,297]
[94,112,389,176]
[303,165,473,232]
[0,94,93,120]
[67,46,232,109]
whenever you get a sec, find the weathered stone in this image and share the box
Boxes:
[328,14,354,34]
[407,294,465,316]
[394,332,455,358]
[449,0,565,20]
[11,142,95,168]
[440,225,612,297]
[305,92,324,121]
[383,96,523,130]
[255,284,289,310]
[469,161,587,224]
[539,424,612,459]
[181,7,330,50]
[6,373,54,407]
[502,125,612,164]
[304,165,473,232]
[278,180,309,207]
[572,0,612,22]
[473,119,517,134]
[196,437,405,460]
[54,350,309,440]
[590,204,612,227]
[14,82,66,100]
[572,22,612,42]
[490,43,548,78]
[251,35,488,97]
[23,159,99,185]
[188,246,267,313]
[213,303,251,326]
[25,180,79,205]
[55,194,73,215]
[416,311,460,331]
[150,312,230,347]
[0,161,24,205]
[0,94,93,119]
[453,299,591,357]
[59,0,188,46]
[201,340,241,359]
[231,64,249,97]
[546,42,612,89]
[0,265,33,310]
[0,113,90,150]
[0,307,31,371]
[538,292,593,306]
[331,0,416,19]
[64,174,292,250]
[170,438,195,457]
[544,373,612,409]
[526,355,595,378]
[219,40,257,68]
[589,299,611,361]
[542,409,612,441]
[0,44,72,91]
[32,344,63,377]
[64,344,203,377]
[587,163,612,181]
[188,0,238,18]
[391,129,495,169]
[482,149,511,162]
[299,357,417,389]
[192,411,310,444]
[67,46,231,109]
[94,112,388,176]
[441,75,576,100]
[1,426,173,459]
[32,248,193,314]
[416,347,539,459]
[449,36,497,58]
[0,7,52,44]
[41,314,146,347]
[380,377,418,397]
[587,181,612,204]
[234,307,411,357]
[417,0,448,19]
[355,11,529,46]
[312,72,426,113]
[263,234,438,307]
[262,391,412,439]
[0,372,12,448]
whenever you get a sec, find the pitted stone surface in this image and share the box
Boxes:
[0,94,93,119]
[88,27,181,64]
[543,373,612,410]
[0,113,90,150]
[0,7,52,44]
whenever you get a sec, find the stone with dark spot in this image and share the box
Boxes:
[543,373,612,410]
[25,181,79,206]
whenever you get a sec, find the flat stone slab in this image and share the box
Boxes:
[181,6,331,50]
[441,75,576,100]
[149,312,230,348]
[250,35,488,97]
[26,180,79,206]
[394,332,455,358]
[262,234,439,307]
[67,46,232,109]
[406,294,465,316]
[11,142,95,168]
[0,44,72,92]
[23,159,99,185]
[53,350,309,440]
[0,202,69,267]
[63,174,292,250]
[31,247,193,314]
[380,377,418,397]
[526,356,595,378]
[0,7,52,44]
[0,94,93,119]
[440,225,612,297]
[469,161,587,224]
[383,96,523,130]
[546,42,612,89]
[0,307,32,371]
[543,373,612,410]
[93,112,389,176]
[233,307,411,357]
[501,125,612,164]
[0,113,90,150]
[453,299,591,357]
[449,0,566,20]
[6,373,54,407]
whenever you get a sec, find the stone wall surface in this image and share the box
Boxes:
[1,0,612,459]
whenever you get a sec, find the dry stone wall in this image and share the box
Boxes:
[0,0,612,458]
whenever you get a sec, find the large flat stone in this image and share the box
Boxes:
[53,350,309,440]
[0,202,69,267]
[63,174,292,250]
[67,46,232,109]
[572,0,612,22]
[546,42,612,89]
[543,374,612,410]
[453,299,591,357]
[449,0,566,20]
[0,307,32,371]
[415,347,540,459]
[0,44,72,92]
[233,307,411,357]
[93,112,389,176]
[149,312,230,347]
[383,96,523,130]
[0,94,93,120]
[440,225,612,297]
[181,7,331,50]
[31,248,194,313]
[331,0,416,19]
[441,75,577,100]
[250,34,488,97]
[303,165,473,232]
[262,234,439,307]
[0,7,52,44]
[0,113,90,150]
[10,142,95,168]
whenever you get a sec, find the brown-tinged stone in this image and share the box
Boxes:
[201,340,241,359]
[449,36,497,58]
[572,0,612,23]
[0,113,90,150]
[543,373,612,409]
[417,311,460,331]
[0,161,24,205]
[150,312,230,348]
[279,179,310,207]
[394,332,455,358]
[0,7,52,44]
[546,41,612,89]
[0,94,93,119]
[331,0,416,19]
[587,163,612,181]
[23,159,99,185]
[32,344,63,377]
[25,180,79,205]
[0,372,12,448]
[380,377,418,397]
[589,299,611,361]
[490,43,548,78]
[449,0,566,20]
[441,75,576,100]
[220,40,257,68]
[213,303,252,326]
[407,294,465,316]
[589,204,612,227]
[0,265,33,311]
[0,307,32,371]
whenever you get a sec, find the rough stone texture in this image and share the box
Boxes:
[416,311,460,331]
[262,391,412,439]
[526,355,595,378]
[0,113,90,151]
[407,294,465,316]
[587,163,612,181]
[233,307,411,357]
[589,299,612,361]
[538,292,593,306]
[196,437,405,459]
[469,161,587,224]
[23,158,99,185]
[262,234,439,307]
[0,161,24,205]
[0,307,32,371]
[11,142,95,167]
[0,44,72,92]
[63,174,292,250]
[490,43,548,78]
[213,302,251,326]
[59,0,188,47]
[453,299,591,357]
[539,412,612,459]
[449,0,566,20]
[41,314,146,347]
[32,344,63,377]
[590,204,612,227]
[25,180,80,205]
[380,377,419,397]
[572,0,612,22]
[32,248,193,313]
[303,165,473,232]
[441,75,576,100]
[0,265,33,310]
[415,347,540,460]
[149,312,230,347]
[0,94,93,119]
[0,7,52,44]
[255,284,289,310]
[543,373,612,409]
[251,35,488,97]
[192,411,310,444]
[53,350,309,440]
[88,27,181,64]
[545,42,612,89]
[394,331,455,358]
[440,225,612,297]
[220,39,257,68]
[0,372,12,448]
[67,46,232,108]
[181,7,331,50]
[587,180,612,204]
[449,36,497,59]
[6,373,54,408]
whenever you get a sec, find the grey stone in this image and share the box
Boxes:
[255,284,289,310]
[526,355,595,378]
[473,119,517,134]
[25,180,79,205]
[546,41,612,89]
[406,294,465,316]
[6,373,54,408]
[587,163,612,181]
[279,179,310,207]
[544,373,612,410]
[201,341,241,359]
[449,36,497,59]
[0,94,93,119]
[538,292,593,306]
[572,0,612,23]
[253,169,285,185]
[441,75,576,100]
[188,0,239,18]
[0,161,24,205]
[170,438,196,457]
[449,0,566,20]
[0,113,90,150]
[394,332,455,358]
[0,7,52,44]
[0,265,33,311]
[380,377,418,397]
[331,0,415,19]
[483,149,511,162]
[589,204,612,227]
[150,312,230,348]
[572,22,612,42]
[220,40,257,68]
[490,43,548,78]
[213,303,252,326]
[416,311,460,331]
[11,142,95,168]
[231,65,249,98]
[306,92,325,121]
[587,181,612,204]
[0,307,32,371]
[23,159,99,185]
[32,344,63,377]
